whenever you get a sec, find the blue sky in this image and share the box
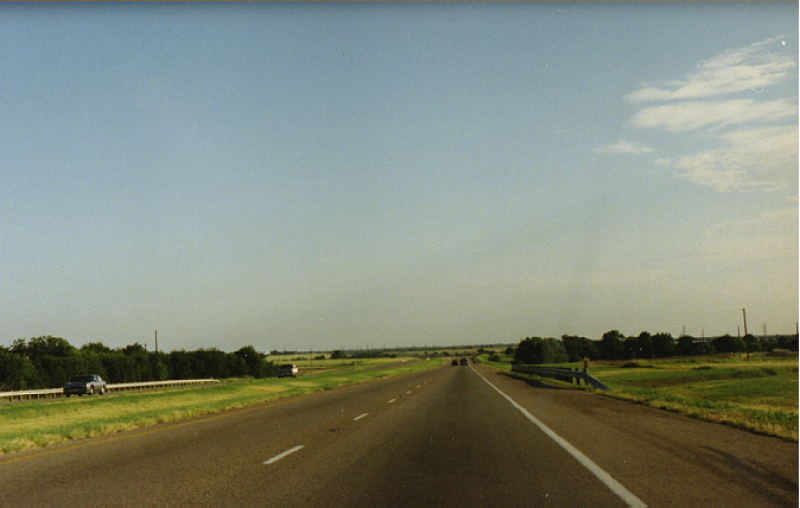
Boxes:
[0,3,797,351]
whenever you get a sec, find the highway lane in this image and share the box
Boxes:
[0,362,796,506]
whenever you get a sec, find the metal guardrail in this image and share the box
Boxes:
[0,379,220,401]
[511,365,611,391]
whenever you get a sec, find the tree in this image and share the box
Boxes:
[81,342,112,354]
[20,336,77,361]
[635,332,654,358]
[623,337,640,359]
[235,345,264,377]
[149,353,169,381]
[168,350,195,379]
[777,334,799,351]
[0,348,37,390]
[561,335,599,362]
[743,334,762,353]
[651,333,675,357]
[676,335,696,356]
[711,335,745,353]
[330,350,345,359]
[599,330,626,360]
[514,337,567,364]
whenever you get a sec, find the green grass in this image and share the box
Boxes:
[479,353,798,441]
[0,357,439,455]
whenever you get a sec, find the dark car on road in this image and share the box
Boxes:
[451,359,458,366]
[459,358,468,366]
[277,364,298,378]
[63,374,107,397]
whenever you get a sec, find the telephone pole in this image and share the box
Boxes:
[155,330,159,354]
[742,308,748,336]
[742,308,749,361]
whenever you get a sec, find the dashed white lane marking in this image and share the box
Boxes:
[263,445,304,465]
[353,413,369,421]
[468,364,647,508]
[416,385,421,388]
[388,398,397,404]
[405,390,411,394]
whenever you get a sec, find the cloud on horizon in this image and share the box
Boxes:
[592,140,654,155]
[626,36,794,103]
[622,36,797,194]
[670,125,798,192]
[631,98,795,133]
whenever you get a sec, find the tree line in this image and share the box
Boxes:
[514,331,799,365]
[0,336,277,391]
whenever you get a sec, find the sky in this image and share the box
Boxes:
[0,3,797,352]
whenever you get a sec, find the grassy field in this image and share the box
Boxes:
[0,356,439,455]
[479,352,798,441]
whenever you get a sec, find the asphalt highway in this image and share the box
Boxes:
[0,363,796,507]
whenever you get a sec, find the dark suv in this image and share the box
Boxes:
[277,364,298,378]
[63,374,107,397]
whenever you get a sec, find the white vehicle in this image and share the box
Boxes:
[277,364,298,378]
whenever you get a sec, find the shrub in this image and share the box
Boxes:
[514,337,568,364]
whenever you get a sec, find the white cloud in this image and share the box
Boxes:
[669,125,798,192]
[592,140,654,155]
[631,98,795,132]
[615,36,796,197]
[626,36,795,103]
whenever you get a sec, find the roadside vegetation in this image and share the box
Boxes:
[584,355,798,440]
[0,336,276,391]
[0,336,497,391]
[479,349,798,441]
[0,356,437,455]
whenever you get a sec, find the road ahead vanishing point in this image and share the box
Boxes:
[0,363,796,507]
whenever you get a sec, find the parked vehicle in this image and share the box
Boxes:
[277,364,298,378]
[63,374,107,397]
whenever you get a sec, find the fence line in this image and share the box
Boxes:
[511,365,611,391]
[0,379,219,401]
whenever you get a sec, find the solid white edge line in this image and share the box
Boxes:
[263,445,304,465]
[353,412,369,421]
[468,364,647,508]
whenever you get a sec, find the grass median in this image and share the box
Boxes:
[480,352,798,441]
[0,357,440,455]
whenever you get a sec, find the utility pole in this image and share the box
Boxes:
[737,325,740,338]
[155,330,159,354]
[742,308,749,361]
[742,308,748,336]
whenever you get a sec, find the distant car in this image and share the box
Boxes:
[63,374,107,397]
[459,358,467,366]
[451,359,458,366]
[277,364,298,378]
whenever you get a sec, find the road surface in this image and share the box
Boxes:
[0,363,796,506]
